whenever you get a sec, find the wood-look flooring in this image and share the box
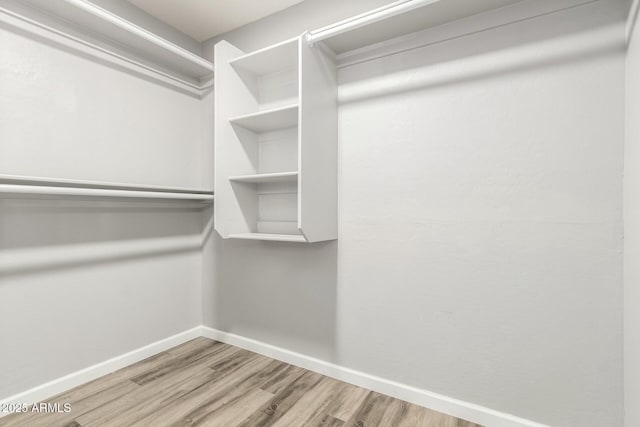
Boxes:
[0,338,482,427]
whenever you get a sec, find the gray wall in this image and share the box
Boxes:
[202,1,627,426]
[0,3,207,399]
[625,1,640,426]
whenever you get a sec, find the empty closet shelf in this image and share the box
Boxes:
[229,38,298,75]
[228,233,306,242]
[228,171,298,184]
[229,104,298,132]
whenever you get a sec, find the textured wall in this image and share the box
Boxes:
[202,1,627,425]
[0,6,208,398]
[624,1,640,426]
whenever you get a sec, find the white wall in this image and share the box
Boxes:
[625,1,640,426]
[0,7,209,398]
[202,1,627,426]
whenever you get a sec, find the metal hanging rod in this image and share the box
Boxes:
[0,174,214,202]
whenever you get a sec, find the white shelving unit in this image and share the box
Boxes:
[215,34,337,243]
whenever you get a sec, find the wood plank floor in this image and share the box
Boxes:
[0,338,483,427]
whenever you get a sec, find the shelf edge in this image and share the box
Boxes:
[228,171,298,183]
[228,104,299,123]
[228,233,307,242]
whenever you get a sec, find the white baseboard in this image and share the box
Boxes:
[1,325,547,427]
[200,326,548,427]
[0,326,202,417]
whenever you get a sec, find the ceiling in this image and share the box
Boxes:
[127,0,305,42]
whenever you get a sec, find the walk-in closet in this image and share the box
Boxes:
[1,0,639,426]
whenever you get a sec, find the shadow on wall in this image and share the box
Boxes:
[202,207,339,363]
[0,197,208,278]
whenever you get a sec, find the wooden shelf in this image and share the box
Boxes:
[230,38,298,75]
[229,104,299,133]
[229,233,306,243]
[229,171,298,184]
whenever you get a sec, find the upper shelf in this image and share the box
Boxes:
[17,0,214,81]
[230,38,298,75]
[308,0,525,55]
[229,171,298,184]
[229,104,299,133]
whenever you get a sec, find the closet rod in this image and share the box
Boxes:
[0,185,214,201]
[307,0,441,45]
[0,175,214,201]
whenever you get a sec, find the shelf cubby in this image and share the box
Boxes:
[229,38,299,113]
[229,38,298,75]
[215,33,337,243]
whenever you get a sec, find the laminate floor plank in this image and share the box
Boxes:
[0,380,140,427]
[1,349,177,426]
[271,376,348,427]
[378,399,417,427]
[167,337,219,358]
[166,359,289,426]
[313,414,345,427]
[419,409,467,427]
[260,364,306,395]
[184,387,275,427]
[0,338,483,427]
[75,364,219,426]
[130,354,275,427]
[73,343,240,426]
[377,399,418,427]
[130,341,228,385]
[344,391,395,427]
[81,348,260,426]
[323,379,370,422]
